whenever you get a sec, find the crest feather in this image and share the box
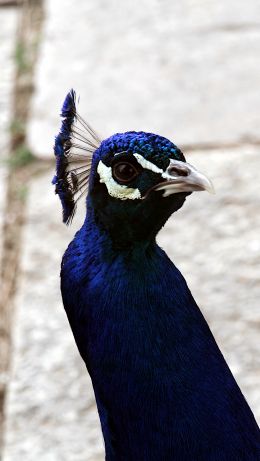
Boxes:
[52,90,101,224]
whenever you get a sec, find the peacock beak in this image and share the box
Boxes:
[153,159,215,197]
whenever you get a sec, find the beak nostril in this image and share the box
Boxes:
[168,166,189,177]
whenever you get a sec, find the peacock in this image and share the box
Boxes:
[52,90,260,461]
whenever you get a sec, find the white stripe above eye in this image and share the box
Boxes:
[97,161,141,200]
[133,154,163,175]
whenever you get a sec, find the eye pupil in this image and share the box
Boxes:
[113,162,139,183]
[117,164,133,177]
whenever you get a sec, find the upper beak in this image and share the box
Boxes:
[152,159,215,197]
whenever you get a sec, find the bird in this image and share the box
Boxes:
[53,90,260,461]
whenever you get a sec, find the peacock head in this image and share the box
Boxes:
[53,91,214,247]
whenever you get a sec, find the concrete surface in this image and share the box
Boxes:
[28,0,260,158]
[0,7,16,156]
[2,146,260,460]
[0,7,17,263]
[2,170,104,461]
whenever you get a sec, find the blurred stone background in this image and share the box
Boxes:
[0,0,259,460]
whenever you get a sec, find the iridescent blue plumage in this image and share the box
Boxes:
[54,92,260,460]
[53,90,100,223]
[52,90,77,223]
[98,131,185,168]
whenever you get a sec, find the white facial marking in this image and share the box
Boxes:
[97,160,141,200]
[133,154,163,175]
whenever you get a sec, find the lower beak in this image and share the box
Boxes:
[152,159,215,197]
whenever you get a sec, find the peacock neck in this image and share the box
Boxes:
[82,200,159,262]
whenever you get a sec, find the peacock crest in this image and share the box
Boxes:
[52,90,101,224]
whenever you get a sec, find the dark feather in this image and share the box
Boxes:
[52,89,101,224]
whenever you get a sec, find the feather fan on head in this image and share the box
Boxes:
[52,89,101,224]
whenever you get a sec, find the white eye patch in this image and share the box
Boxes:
[97,154,168,201]
[97,161,141,200]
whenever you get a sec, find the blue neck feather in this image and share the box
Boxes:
[60,202,260,461]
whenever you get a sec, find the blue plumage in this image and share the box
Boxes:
[54,91,260,460]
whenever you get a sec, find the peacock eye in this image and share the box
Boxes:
[112,161,140,184]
